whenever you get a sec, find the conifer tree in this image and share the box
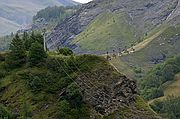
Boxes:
[6,33,26,68]
[24,32,35,51]
[24,32,43,51]
[22,32,29,42]
[28,41,47,66]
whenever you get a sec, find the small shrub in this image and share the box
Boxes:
[66,83,82,107]
[58,48,73,56]
[0,104,14,119]
[0,69,7,79]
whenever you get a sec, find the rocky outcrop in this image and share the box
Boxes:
[76,66,137,115]
[75,65,160,119]
[47,0,180,52]
[46,0,104,50]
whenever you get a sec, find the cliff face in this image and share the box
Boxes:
[76,63,160,119]
[47,0,104,50]
[47,0,180,52]
[76,66,137,115]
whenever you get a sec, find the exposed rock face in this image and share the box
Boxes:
[47,0,180,52]
[167,0,180,25]
[47,0,104,50]
[76,66,137,115]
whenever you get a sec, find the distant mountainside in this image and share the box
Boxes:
[0,0,78,36]
[47,0,180,53]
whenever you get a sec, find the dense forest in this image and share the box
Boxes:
[33,6,79,23]
[150,96,180,119]
[140,55,180,100]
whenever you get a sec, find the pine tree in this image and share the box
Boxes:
[6,33,26,68]
[22,32,29,41]
[24,32,43,51]
[28,41,47,66]
[24,32,35,51]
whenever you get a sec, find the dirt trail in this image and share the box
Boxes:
[127,28,166,54]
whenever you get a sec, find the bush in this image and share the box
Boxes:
[0,104,14,119]
[150,96,180,119]
[140,55,180,100]
[0,53,7,62]
[16,69,47,92]
[66,83,82,107]
[58,100,90,119]
[58,48,73,56]
[0,69,7,79]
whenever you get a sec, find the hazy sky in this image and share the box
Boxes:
[74,0,92,3]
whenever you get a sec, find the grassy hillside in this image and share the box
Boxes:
[0,53,106,118]
[109,24,180,80]
[73,11,140,52]
[163,73,180,97]
[104,95,159,119]
[0,17,20,36]
[0,51,159,119]
[106,22,180,119]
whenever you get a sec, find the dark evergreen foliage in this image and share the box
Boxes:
[33,6,79,23]
[28,41,47,66]
[5,34,26,68]
[58,47,73,56]
[24,32,43,51]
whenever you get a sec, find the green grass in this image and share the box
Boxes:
[135,95,154,112]
[110,57,135,80]
[149,73,180,105]
[110,24,180,80]
[103,95,159,119]
[73,11,139,51]
[160,73,180,98]
[0,52,158,118]
[0,54,111,118]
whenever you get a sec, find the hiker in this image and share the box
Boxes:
[112,50,117,59]
[106,51,111,60]
[118,48,122,56]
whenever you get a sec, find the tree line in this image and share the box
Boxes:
[140,55,180,100]
[5,32,47,68]
[33,5,79,23]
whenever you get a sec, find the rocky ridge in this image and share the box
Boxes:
[47,0,180,53]
[76,66,137,115]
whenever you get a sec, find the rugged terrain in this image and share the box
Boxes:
[0,53,159,119]
[47,0,180,53]
[0,0,78,36]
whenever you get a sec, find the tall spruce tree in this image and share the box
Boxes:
[6,33,26,68]
[24,32,43,51]
[24,32,35,51]
[28,41,47,66]
[22,32,29,42]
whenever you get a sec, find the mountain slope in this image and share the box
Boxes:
[47,0,180,53]
[0,17,20,35]
[0,53,159,119]
[0,0,78,36]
